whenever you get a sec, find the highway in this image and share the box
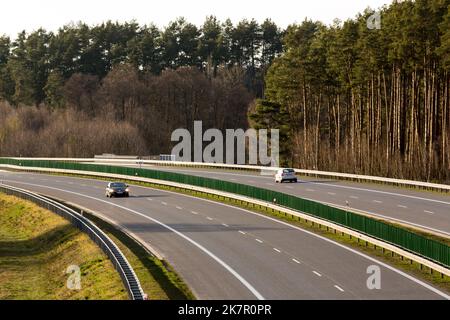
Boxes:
[98,163,450,237]
[0,170,448,300]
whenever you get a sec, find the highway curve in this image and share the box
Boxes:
[106,164,450,237]
[0,170,448,300]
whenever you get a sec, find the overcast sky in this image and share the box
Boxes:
[1,0,393,38]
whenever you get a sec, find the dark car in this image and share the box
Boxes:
[106,182,130,198]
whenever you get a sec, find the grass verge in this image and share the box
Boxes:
[0,192,128,300]
[10,170,450,294]
[87,175,450,293]
[65,206,195,300]
[130,165,450,195]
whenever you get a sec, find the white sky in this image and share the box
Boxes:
[0,0,393,38]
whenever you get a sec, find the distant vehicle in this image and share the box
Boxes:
[106,182,130,198]
[275,168,297,183]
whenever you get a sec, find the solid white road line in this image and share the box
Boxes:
[151,167,450,205]
[5,180,265,300]
[173,164,450,207]
[7,178,450,300]
[312,181,450,205]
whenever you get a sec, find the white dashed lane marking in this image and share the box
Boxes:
[373,200,383,203]
[313,271,322,277]
[292,258,301,264]
[255,239,263,243]
[273,248,281,253]
[306,189,315,192]
[350,196,359,199]
[222,223,229,227]
[327,192,336,196]
[191,211,198,215]
[334,285,345,292]
[424,210,435,215]
[238,231,246,235]
[161,201,167,205]
[176,206,183,210]
[397,205,407,209]
[206,217,213,221]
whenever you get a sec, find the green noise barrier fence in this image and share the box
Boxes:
[1,158,449,268]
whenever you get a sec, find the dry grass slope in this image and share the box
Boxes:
[0,193,128,300]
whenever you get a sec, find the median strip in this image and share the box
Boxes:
[1,160,449,293]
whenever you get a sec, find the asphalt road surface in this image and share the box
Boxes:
[0,170,448,300]
[96,163,450,237]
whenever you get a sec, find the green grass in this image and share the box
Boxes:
[0,193,128,300]
[79,210,195,300]
[132,164,450,195]
[10,170,450,294]
[106,178,450,293]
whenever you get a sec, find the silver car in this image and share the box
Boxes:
[275,168,298,183]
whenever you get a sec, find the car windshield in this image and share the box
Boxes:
[283,169,295,173]
[111,183,126,188]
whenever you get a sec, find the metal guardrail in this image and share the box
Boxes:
[0,183,145,300]
[2,164,449,279]
[1,159,449,269]
[3,157,449,192]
